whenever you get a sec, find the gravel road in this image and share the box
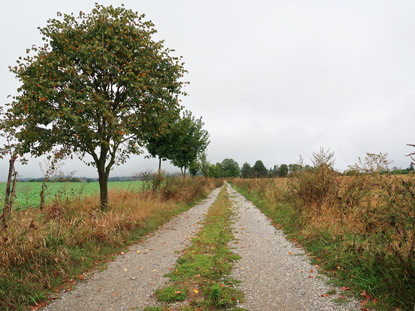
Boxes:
[228,185,360,311]
[43,187,222,311]
[43,184,362,311]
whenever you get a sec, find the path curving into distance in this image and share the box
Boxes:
[228,185,360,311]
[43,187,222,311]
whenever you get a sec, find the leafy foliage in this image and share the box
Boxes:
[241,162,253,178]
[7,4,186,208]
[208,162,223,178]
[276,164,289,177]
[198,152,210,177]
[252,160,267,178]
[146,110,209,177]
[168,111,209,176]
[221,158,240,177]
[188,160,200,177]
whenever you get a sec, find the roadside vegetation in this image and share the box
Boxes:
[0,177,223,311]
[146,186,244,311]
[231,151,415,311]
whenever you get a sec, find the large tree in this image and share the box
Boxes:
[7,4,186,209]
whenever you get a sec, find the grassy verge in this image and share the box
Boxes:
[230,177,415,311]
[0,177,223,311]
[146,186,245,311]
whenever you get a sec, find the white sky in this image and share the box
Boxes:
[1,0,414,179]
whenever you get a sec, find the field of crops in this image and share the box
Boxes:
[0,181,143,211]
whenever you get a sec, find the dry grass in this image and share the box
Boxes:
[0,177,223,310]
[232,171,415,310]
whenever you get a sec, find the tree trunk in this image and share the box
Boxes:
[3,153,17,228]
[152,157,162,191]
[39,180,47,211]
[158,157,162,176]
[98,164,109,211]
[9,171,17,212]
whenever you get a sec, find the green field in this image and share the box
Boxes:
[0,181,143,211]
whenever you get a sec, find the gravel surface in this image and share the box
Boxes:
[43,184,362,311]
[228,185,361,311]
[43,187,222,311]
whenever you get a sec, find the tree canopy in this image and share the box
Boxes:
[221,158,240,177]
[276,164,288,177]
[252,160,267,178]
[6,4,186,209]
[168,111,209,177]
[241,162,253,178]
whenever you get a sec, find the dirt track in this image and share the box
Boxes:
[43,184,360,310]
[43,187,222,311]
[227,185,359,311]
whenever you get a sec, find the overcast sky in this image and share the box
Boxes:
[1,0,414,179]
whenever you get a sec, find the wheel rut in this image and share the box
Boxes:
[43,187,222,311]
[44,184,361,311]
[228,185,360,311]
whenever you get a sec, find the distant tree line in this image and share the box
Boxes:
[191,156,415,179]
[191,156,306,179]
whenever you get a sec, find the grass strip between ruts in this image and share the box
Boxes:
[146,186,245,311]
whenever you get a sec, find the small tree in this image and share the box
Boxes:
[8,4,186,210]
[0,117,24,228]
[198,152,210,177]
[208,162,222,178]
[169,111,209,178]
[288,163,303,175]
[277,164,289,177]
[39,149,66,210]
[189,160,199,178]
[241,162,253,178]
[252,160,267,178]
[221,158,240,177]
[145,112,180,186]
